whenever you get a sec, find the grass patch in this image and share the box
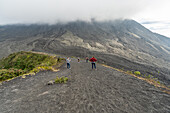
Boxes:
[0,51,64,82]
[126,71,133,74]
[55,76,68,84]
[134,71,141,75]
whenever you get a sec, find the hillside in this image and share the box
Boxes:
[0,19,169,85]
[0,58,170,113]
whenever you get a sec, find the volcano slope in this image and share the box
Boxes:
[0,20,170,86]
[0,58,170,113]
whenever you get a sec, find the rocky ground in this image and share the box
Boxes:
[0,58,170,113]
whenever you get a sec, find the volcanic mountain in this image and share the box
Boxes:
[0,19,170,84]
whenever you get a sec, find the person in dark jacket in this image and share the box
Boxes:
[85,57,89,63]
[66,57,71,69]
[89,56,97,69]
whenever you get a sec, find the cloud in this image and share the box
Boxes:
[0,0,150,25]
[141,21,161,24]
[141,21,170,38]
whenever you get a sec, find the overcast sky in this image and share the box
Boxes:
[0,0,170,37]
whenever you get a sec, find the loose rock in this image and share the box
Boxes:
[47,80,54,85]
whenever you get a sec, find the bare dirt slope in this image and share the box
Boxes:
[0,59,170,113]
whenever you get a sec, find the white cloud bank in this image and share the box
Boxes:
[132,0,170,38]
[142,21,170,38]
[0,0,150,24]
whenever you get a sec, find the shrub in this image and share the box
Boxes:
[157,81,160,84]
[126,71,133,74]
[0,51,57,71]
[134,71,141,75]
[0,51,63,82]
[30,66,52,73]
[158,71,160,74]
[55,76,68,84]
[121,68,124,71]
[146,74,151,79]
[0,68,25,81]
[57,57,61,62]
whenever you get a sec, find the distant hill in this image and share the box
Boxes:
[0,19,170,84]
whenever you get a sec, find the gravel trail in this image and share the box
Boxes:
[0,58,170,113]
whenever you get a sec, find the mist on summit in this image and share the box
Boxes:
[0,0,150,24]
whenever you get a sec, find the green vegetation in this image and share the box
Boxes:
[126,70,162,86]
[126,71,133,74]
[146,74,152,79]
[0,51,64,82]
[134,71,141,75]
[0,69,26,81]
[55,76,68,83]
[158,71,160,74]
[157,81,160,84]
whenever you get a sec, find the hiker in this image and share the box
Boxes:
[89,56,97,69]
[86,57,89,63]
[78,57,80,63]
[66,57,71,69]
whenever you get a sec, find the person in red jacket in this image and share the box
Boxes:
[89,56,97,69]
